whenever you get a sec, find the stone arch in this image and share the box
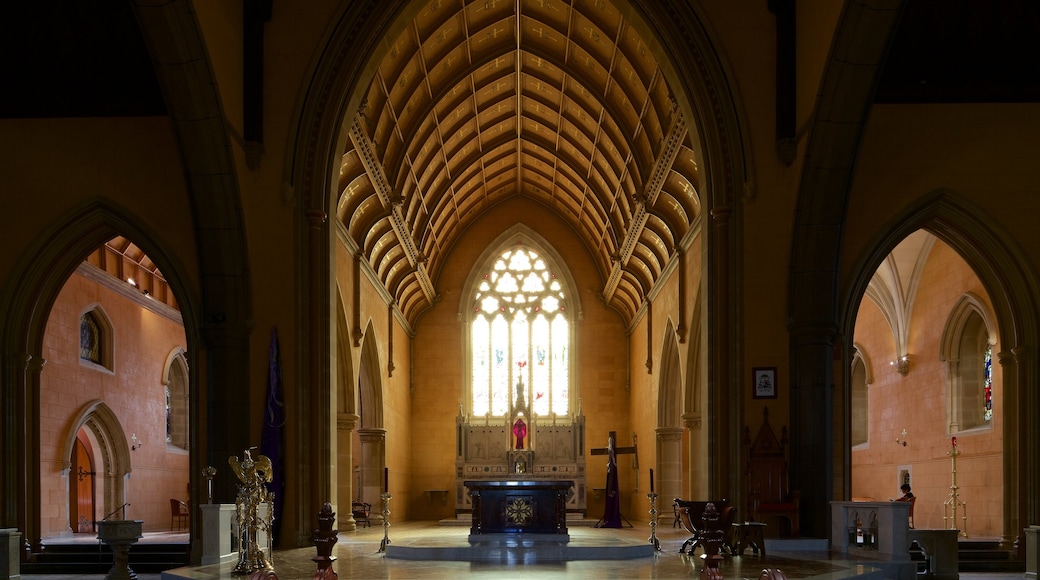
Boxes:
[657,322,684,504]
[60,400,133,528]
[940,293,999,434]
[0,199,203,549]
[355,321,386,506]
[334,285,359,528]
[286,0,750,514]
[162,348,190,450]
[683,281,708,498]
[839,189,1040,549]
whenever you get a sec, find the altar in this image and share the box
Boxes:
[465,480,572,540]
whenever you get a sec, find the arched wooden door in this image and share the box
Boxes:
[69,431,96,533]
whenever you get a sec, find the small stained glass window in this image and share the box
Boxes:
[983,346,993,421]
[80,312,102,364]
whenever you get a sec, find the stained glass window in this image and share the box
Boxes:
[80,312,101,364]
[983,346,993,421]
[470,243,570,417]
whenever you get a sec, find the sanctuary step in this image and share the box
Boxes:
[439,513,600,527]
[23,541,189,574]
[957,537,1024,573]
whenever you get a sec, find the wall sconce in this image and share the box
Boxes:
[896,428,907,447]
[131,433,143,451]
[890,355,909,376]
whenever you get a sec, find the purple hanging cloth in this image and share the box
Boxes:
[260,327,286,545]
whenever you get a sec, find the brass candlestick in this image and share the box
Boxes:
[647,492,662,552]
[943,440,968,537]
[378,492,392,553]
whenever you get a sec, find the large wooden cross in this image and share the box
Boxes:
[590,431,637,527]
[590,431,637,468]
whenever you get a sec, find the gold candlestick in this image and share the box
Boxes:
[943,439,968,537]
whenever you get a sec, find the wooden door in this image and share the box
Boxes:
[69,433,96,533]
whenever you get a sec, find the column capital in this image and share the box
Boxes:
[655,426,685,441]
[337,413,360,431]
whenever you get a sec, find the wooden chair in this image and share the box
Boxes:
[908,496,916,529]
[673,498,736,554]
[744,407,800,536]
[351,501,371,528]
[169,498,189,530]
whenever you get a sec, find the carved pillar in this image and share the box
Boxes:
[656,427,684,507]
[305,209,333,539]
[683,412,705,499]
[337,414,359,531]
[357,428,386,520]
[998,349,1020,552]
[708,206,735,500]
[25,354,44,553]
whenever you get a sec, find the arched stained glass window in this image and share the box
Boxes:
[470,244,570,417]
[80,312,102,364]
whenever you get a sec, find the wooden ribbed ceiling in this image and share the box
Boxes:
[336,0,702,326]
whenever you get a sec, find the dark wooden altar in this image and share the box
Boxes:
[465,480,572,537]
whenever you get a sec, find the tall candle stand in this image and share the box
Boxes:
[943,439,968,537]
[647,492,662,552]
[378,492,392,552]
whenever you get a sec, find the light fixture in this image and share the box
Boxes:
[890,355,909,376]
[127,278,137,287]
[896,428,907,447]
[131,433,142,451]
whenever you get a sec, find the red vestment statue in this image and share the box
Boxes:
[512,417,527,449]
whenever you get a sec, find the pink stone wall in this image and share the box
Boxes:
[40,269,189,537]
[852,240,1002,536]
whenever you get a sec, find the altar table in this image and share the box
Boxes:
[465,480,572,537]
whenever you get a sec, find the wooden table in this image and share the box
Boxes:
[464,480,572,537]
[731,522,767,557]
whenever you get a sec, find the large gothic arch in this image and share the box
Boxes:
[0,200,203,550]
[286,0,751,528]
[839,189,1040,549]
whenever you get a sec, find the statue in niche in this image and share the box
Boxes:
[512,412,528,449]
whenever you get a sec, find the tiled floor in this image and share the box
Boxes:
[20,522,1026,579]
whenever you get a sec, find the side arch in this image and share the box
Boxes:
[840,189,1040,550]
[0,199,203,547]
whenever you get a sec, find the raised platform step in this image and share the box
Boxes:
[22,542,189,574]
[385,531,655,561]
[440,513,601,528]
[956,537,1024,573]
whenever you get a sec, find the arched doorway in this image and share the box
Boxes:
[657,323,684,506]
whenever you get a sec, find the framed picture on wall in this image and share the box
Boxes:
[752,367,777,399]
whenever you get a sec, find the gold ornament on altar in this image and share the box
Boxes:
[229,448,275,575]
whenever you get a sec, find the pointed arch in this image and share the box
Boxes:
[841,189,1040,550]
[335,284,357,416]
[358,321,384,429]
[163,348,190,449]
[941,293,998,434]
[60,400,132,523]
[0,199,203,548]
[657,321,684,506]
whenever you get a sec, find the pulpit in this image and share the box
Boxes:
[465,480,572,539]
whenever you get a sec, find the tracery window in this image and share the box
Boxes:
[80,312,102,364]
[943,296,994,433]
[470,244,570,417]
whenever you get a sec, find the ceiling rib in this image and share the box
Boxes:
[602,111,685,301]
[350,113,437,304]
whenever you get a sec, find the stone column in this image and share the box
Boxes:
[357,428,386,521]
[683,413,705,499]
[656,427,685,509]
[337,414,359,531]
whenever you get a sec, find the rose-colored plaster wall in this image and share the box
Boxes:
[852,240,1002,536]
[40,270,189,537]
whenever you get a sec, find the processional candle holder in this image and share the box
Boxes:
[378,492,392,553]
[647,491,662,552]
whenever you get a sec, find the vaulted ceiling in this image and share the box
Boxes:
[335,0,703,327]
